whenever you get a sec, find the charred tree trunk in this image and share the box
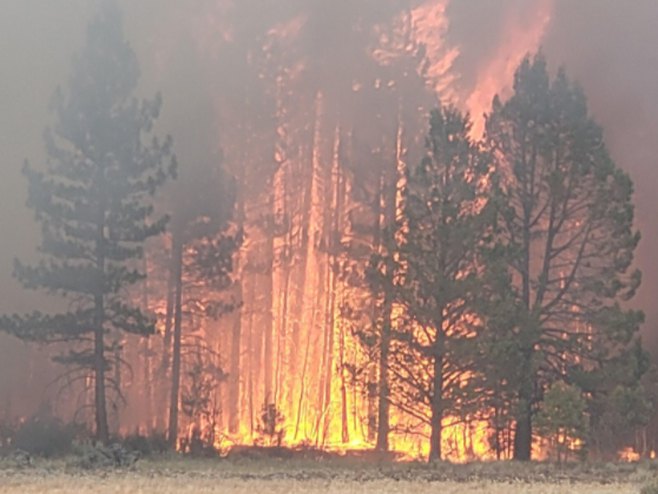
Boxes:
[246,277,257,435]
[294,325,312,440]
[167,235,184,447]
[339,318,350,444]
[263,250,274,405]
[228,185,246,435]
[375,177,392,451]
[375,293,392,452]
[375,138,399,451]
[157,243,176,433]
[228,284,242,434]
[273,242,290,407]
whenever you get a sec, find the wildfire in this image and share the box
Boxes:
[45,0,569,463]
[156,0,554,462]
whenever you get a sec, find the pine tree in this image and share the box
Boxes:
[370,106,494,461]
[535,382,588,463]
[584,339,652,457]
[485,53,643,460]
[0,1,175,443]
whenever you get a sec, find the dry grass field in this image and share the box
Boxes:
[0,477,641,494]
[0,456,653,493]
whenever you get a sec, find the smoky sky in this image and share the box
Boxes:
[543,0,658,347]
[1,0,657,407]
[445,0,658,343]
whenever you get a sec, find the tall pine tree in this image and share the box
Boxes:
[485,53,643,460]
[370,106,494,461]
[0,1,175,443]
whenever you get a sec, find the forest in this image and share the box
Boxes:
[0,0,654,465]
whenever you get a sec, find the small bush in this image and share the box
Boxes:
[121,433,169,457]
[255,403,285,447]
[180,427,220,458]
[73,443,140,470]
[12,414,82,458]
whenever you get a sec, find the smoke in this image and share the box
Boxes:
[542,0,658,347]
[0,0,657,423]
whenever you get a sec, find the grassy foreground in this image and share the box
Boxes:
[0,456,654,493]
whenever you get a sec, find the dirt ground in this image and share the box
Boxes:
[0,457,652,493]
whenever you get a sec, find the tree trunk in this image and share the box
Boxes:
[263,268,274,405]
[513,188,534,461]
[228,185,246,435]
[228,288,241,434]
[513,365,533,461]
[141,255,153,433]
[338,321,349,444]
[375,294,392,452]
[156,245,176,433]
[262,175,276,406]
[94,196,109,444]
[94,302,109,444]
[111,338,122,435]
[294,327,312,440]
[375,136,399,451]
[167,235,184,447]
[273,254,290,407]
[428,348,444,462]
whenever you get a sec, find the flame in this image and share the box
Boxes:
[463,0,553,137]
[619,447,641,462]
[411,0,553,138]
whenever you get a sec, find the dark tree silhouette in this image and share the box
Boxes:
[486,54,643,460]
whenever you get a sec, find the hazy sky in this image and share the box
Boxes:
[0,0,656,342]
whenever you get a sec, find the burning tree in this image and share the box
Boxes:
[162,165,239,447]
[0,1,175,443]
[369,106,495,461]
[485,53,644,460]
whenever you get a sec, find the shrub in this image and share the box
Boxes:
[255,403,285,447]
[121,433,169,457]
[12,414,82,457]
[536,382,588,463]
[73,443,140,470]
